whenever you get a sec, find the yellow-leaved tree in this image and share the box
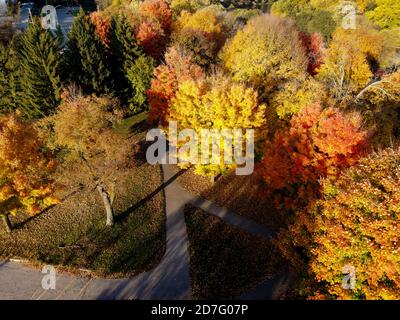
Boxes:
[172,6,226,68]
[220,14,308,96]
[318,25,384,101]
[168,74,266,179]
[50,93,131,227]
[0,114,58,233]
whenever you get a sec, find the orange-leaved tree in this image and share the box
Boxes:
[257,103,370,211]
[282,148,400,299]
[90,11,112,48]
[0,114,58,233]
[137,0,173,59]
[147,47,204,126]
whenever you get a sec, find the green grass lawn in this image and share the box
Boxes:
[0,113,166,278]
[184,205,284,299]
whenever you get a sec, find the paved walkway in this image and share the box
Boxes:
[0,163,288,300]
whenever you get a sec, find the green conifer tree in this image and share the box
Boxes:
[109,15,154,112]
[0,43,13,113]
[17,20,63,118]
[65,9,111,94]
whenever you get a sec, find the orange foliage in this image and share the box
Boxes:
[280,148,400,299]
[147,47,204,125]
[136,21,166,60]
[257,103,370,210]
[137,0,173,59]
[139,0,173,33]
[90,12,111,48]
[0,114,58,220]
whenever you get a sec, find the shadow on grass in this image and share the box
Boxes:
[115,168,187,223]
[12,188,82,231]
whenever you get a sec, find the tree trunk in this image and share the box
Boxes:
[96,185,114,227]
[1,214,11,234]
[210,174,221,184]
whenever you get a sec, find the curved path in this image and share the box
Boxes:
[0,163,287,300]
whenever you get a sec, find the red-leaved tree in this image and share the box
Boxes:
[257,103,370,210]
[299,32,325,76]
[137,0,173,59]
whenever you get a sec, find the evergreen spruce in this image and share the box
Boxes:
[18,20,62,118]
[109,15,154,112]
[65,9,111,94]
[0,43,13,113]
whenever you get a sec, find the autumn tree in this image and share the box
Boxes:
[65,9,111,95]
[270,0,337,40]
[50,94,131,227]
[354,71,400,146]
[90,11,111,48]
[318,26,384,101]
[170,0,218,16]
[136,0,173,59]
[366,0,400,29]
[0,114,58,233]
[269,76,327,120]
[168,74,266,178]
[283,148,400,299]
[147,47,204,125]
[220,14,308,96]
[172,6,226,68]
[17,19,63,118]
[257,103,370,210]
[298,32,325,76]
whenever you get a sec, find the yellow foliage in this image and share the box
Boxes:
[318,26,384,100]
[270,77,327,119]
[220,14,307,95]
[169,75,266,176]
[173,6,223,35]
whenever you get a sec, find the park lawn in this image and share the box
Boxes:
[177,168,283,230]
[184,205,284,300]
[0,113,166,278]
